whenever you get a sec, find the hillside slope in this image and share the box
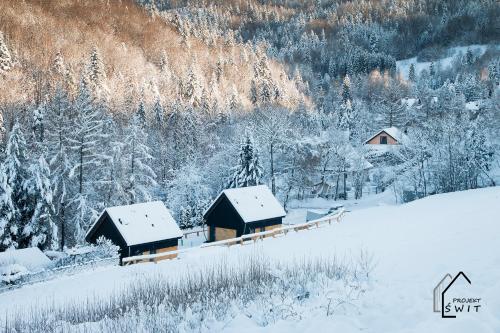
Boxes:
[0,0,301,111]
[1,186,499,332]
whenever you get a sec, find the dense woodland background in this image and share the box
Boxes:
[0,0,498,251]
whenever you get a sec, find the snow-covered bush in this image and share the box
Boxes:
[0,264,28,284]
[51,238,119,268]
[94,236,120,258]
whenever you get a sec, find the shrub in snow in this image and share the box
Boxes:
[94,236,120,258]
[0,264,28,284]
[5,252,372,332]
[51,237,119,268]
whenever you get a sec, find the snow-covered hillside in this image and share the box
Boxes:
[1,186,499,332]
[396,44,499,79]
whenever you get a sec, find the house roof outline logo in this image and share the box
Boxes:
[433,271,472,318]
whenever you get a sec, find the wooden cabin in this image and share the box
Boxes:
[85,201,183,264]
[365,127,406,145]
[204,185,286,242]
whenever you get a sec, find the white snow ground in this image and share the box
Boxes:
[1,186,499,332]
[396,44,500,80]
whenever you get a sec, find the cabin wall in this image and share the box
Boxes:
[128,246,178,264]
[367,132,398,145]
[208,217,283,241]
[129,238,179,257]
[205,195,245,241]
[214,227,237,241]
[245,217,283,232]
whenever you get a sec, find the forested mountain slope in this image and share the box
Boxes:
[0,0,302,111]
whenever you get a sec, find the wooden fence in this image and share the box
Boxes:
[122,209,345,265]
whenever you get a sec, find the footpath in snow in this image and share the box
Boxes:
[0,187,499,332]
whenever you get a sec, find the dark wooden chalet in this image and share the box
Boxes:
[85,201,183,264]
[204,185,286,242]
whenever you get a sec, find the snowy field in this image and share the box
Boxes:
[396,44,500,79]
[1,186,499,332]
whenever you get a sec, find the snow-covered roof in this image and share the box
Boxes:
[207,185,286,223]
[87,201,182,246]
[365,127,407,144]
[0,247,51,271]
[401,98,418,108]
[465,100,482,111]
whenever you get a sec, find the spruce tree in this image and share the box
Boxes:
[69,80,107,244]
[0,32,12,73]
[0,121,28,250]
[342,74,351,103]
[122,113,157,204]
[45,86,73,249]
[70,80,106,195]
[408,63,416,83]
[32,102,45,143]
[136,98,147,128]
[228,133,263,188]
[86,46,108,99]
[21,156,57,250]
[152,96,164,130]
[52,51,65,76]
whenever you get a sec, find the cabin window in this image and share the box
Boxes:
[380,136,388,144]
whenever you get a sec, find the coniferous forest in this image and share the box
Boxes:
[0,0,498,251]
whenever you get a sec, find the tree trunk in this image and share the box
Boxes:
[334,173,340,200]
[60,202,65,250]
[79,138,84,194]
[270,142,275,195]
[343,172,347,200]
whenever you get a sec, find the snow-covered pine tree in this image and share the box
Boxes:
[251,49,275,106]
[121,112,157,204]
[70,80,106,195]
[64,64,77,97]
[51,51,65,77]
[69,80,107,244]
[45,86,73,249]
[0,111,4,144]
[339,99,352,130]
[408,63,416,83]
[369,33,378,53]
[342,74,351,104]
[179,205,192,229]
[228,132,263,188]
[159,50,169,73]
[71,194,97,245]
[32,102,45,143]
[465,48,475,66]
[182,60,202,107]
[166,163,210,227]
[215,56,224,82]
[20,156,57,250]
[85,46,108,99]
[227,85,240,115]
[0,32,12,73]
[136,97,147,128]
[0,121,28,250]
[152,96,164,130]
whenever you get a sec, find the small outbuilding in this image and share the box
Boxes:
[85,201,183,264]
[204,185,286,242]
